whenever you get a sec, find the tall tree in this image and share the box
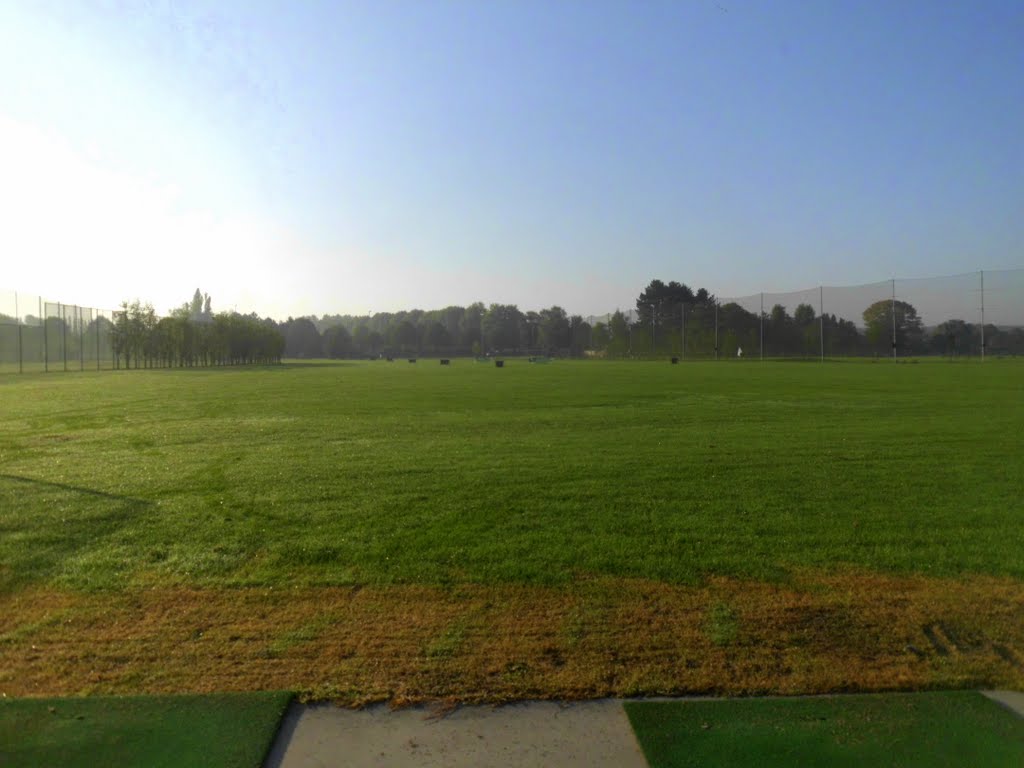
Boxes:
[822,314,862,356]
[794,304,816,325]
[523,311,541,350]
[538,306,570,350]
[591,322,610,352]
[862,299,923,354]
[425,321,451,351]
[392,320,419,353]
[635,280,700,328]
[930,319,977,356]
[323,324,352,358]
[793,304,818,356]
[608,310,630,356]
[482,304,523,350]
[769,304,790,326]
[352,324,371,356]
[282,317,322,358]
[462,302,485,351]
[569,315,590,355]
[718,302,758,357]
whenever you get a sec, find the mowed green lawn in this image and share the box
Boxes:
[0,358,1021,591]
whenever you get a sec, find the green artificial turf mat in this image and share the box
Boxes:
[624,691,1024,767]
[0,691,292,768]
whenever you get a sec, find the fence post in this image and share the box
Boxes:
[61,303,67,371]
[980,270,985,362]
[891,279,897,361]
[714,301,719,361]
[42,297,48,372]
[680,303,685,360]
[650,303,656,355]
[819,286,824,361]
[15,292,23,374]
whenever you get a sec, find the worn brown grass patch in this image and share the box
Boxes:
[2,571,1021,704]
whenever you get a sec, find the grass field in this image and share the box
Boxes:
[624,691,1024,767]
[1,358,1022,701]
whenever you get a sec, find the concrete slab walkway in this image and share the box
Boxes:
[265,692,1024,768]
[264,699,647,768]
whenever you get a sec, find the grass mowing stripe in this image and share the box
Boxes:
[0,691,292,768]
[1,358,1022,590]
[624,691,1024,768]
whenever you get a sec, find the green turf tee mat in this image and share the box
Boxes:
[624,691,1024,767]
[0,691,292,768]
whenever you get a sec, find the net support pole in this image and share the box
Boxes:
[891,279,897,361]
[819,285,824,361]
[60,303,67,371]
[42,297,48,372]
[760,292,764,361]
[980,270,985,362]
[714,301,719,361]
[96,310,101,370]
[15,292,23,374]
[79,306,84,371]
[651,303,656,355]
[680,302,685,360]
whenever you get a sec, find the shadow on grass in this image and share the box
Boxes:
[273,360,362,369]
[0,474,155,590]
[0,473,153,507]
[111,361,360,373]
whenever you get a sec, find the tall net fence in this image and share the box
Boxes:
[592,269,1023,360]
[722,271,1022,359]
[2,290,285,373]
[3,269,1022,371]
[0,291,117,373]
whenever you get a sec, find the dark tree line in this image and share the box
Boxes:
[111,293,284,368]
[7,281,1019,372]
[284,303,593,359]
[85,281,1024,368]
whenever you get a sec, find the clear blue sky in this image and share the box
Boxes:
[1,1,1021,319]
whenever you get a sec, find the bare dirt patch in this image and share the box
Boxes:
[1,571,1021,704]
